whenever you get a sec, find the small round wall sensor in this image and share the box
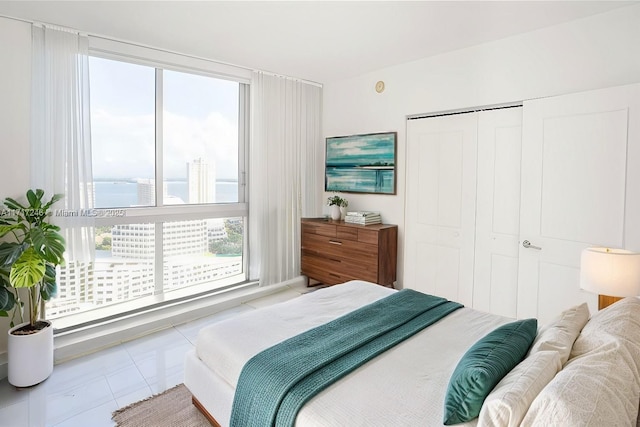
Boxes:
[375,80,385,93]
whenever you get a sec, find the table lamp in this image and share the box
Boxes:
[580,247,640,310]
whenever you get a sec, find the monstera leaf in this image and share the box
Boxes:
[40,263,58,301]
[0,242,27,267]
[0,224,25,240]
[30,226,65,265]
[0,285,16,313]
[9,247,46,289]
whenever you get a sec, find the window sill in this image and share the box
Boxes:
[51,273,250,332]
[0,275,307,380]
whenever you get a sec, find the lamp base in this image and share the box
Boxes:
[598,294,623,310]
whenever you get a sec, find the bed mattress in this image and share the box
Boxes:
[187,280,512,426]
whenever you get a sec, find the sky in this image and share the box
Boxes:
[89,56,240,181]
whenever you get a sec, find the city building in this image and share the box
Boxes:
[136,178,168,206]
[188,158,215,204]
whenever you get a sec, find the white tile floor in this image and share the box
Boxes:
[0,287,304,427]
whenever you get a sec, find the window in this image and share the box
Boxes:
[47,48,249,325]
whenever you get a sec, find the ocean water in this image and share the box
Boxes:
[94,180,238,208]
[325,168,394,194]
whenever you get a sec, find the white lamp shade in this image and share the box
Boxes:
[580,247,640,297]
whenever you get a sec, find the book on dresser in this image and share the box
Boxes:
[345,216,381,225]
[345,211,380,217]
[345,211,382,225]
[300,218,397,287]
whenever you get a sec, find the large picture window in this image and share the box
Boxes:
[47,52,249,325]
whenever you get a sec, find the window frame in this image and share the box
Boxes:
[49,38,252,328]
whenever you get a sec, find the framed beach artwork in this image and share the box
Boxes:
[325,131,397,194]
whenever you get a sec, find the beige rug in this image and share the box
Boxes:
[112,384,211,427]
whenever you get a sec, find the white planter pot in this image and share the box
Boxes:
[8,320,54,387]
[330,205,341,220]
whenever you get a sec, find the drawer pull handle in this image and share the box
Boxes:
[329,240,342,245]
[329,258,342,263]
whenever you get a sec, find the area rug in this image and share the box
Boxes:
[112,384,210,427]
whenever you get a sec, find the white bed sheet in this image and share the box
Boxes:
[190,280,512,426]
[196,280,395,388]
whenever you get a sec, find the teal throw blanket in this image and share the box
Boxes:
[229,289,463,427]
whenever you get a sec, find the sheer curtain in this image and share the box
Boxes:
[249,72,323,286]
[31,24,94,262]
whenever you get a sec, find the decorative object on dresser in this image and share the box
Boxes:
[344,211,381,225]
[579,247,640,310]
[301,217,397,287]
[326,193,348,221]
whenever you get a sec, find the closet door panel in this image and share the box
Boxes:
[418,132,463,228]
[540,111,627,243]
[488,253,519,317]
[405,114,477,305]
[518,82,640,323]
[415,242,461,299]
[473,107,523,318]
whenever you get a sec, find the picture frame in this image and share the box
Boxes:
[325,131,397,194]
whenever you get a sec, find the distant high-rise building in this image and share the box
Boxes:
[188,158,215,204]
[111,222,208,259]
[137,178,168,206]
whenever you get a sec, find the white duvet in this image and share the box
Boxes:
[195,280,512,426]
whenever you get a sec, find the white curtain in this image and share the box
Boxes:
[31,24,94,262]
[249,72,323,286]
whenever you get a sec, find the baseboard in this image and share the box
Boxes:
[0,276,306,380]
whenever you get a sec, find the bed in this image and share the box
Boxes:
[184,280,640,426]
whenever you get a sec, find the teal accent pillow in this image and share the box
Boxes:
[443,318,538,425]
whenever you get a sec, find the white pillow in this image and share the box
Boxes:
[522,297,640,426]
[572,297,640,353]
[522,341,640,426]
[528,302,589,364]
[478,351,561,427]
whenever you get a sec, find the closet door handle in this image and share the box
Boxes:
[522,240,542,250]
[329,240,342,245]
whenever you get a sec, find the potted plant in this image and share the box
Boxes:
[327,194,348,221]
[0,189,65,387]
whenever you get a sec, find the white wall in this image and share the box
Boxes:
[0,16,32,372]
[323,4,640,288]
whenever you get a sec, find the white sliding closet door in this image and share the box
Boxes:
[405,113,478,306]
[517,83,640,323]
[473,108,523,318]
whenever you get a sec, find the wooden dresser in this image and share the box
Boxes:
[301,218,397,287]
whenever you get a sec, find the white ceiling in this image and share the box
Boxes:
[0,1,635,83]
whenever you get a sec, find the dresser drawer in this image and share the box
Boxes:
[301,233,378,263]
[358,228,380,244]
[300,264,352,286]
[301,254,377,284]
[336,225,358,241]
[302,222,336,238]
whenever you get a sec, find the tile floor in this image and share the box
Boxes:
[0,287,304,427]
